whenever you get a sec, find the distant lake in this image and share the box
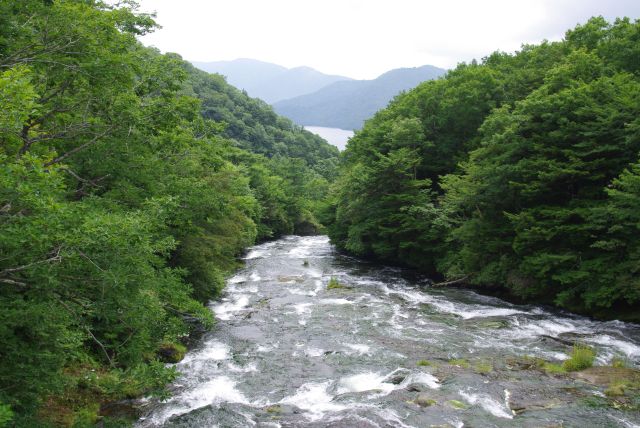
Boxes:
[304,126,354,151]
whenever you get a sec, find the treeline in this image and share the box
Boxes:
[0,0,337,425]
[326,17,640,321]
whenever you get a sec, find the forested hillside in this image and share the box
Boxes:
[326,17,640,321]
[0,1,337,425]
[182,61,339,165]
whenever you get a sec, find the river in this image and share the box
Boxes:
[138,236,640,427]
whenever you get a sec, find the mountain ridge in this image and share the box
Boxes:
[191,58,352,103]
[273,64,447,130]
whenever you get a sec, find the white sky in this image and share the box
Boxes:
[137,0,640,80]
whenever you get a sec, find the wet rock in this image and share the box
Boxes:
[508,387,569,414]
[505,355,545,371]
[537,335,573,347]
[406,383,426,392]
[446,400,467,410]
[277,275,305,283]
[414,393,436,407]
[572,366,640,387]
[384,369,410,385]
[466,318,510,329]
[417,278,433,288]
[320,416,388,428]
[263,404,300,415]
[165,403,254,426]
[387,374,407,385]
[181,315,210,346]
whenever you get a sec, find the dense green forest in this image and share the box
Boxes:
[326,17,640,321]
[0,0,337,425]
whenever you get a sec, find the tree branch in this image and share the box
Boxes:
[0,278,27,287]
[54,295,116,367]
[61,166,110,189]
[0,246,62,276]
[44,127,113,167]
[432,275,471,287]
[85,326,115,367]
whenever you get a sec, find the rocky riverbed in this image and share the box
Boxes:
[137,236,640,428]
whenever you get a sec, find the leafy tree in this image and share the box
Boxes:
[441,50,640,308]
[0,0,338,423]
[328,17,640,319]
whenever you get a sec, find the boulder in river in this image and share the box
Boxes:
[406,383,426,392]
[387,374,407,385]
[414,393,436,407]
[383,368,411,385]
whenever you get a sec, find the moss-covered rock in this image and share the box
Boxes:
[414,394,436,407]
[157,342,187,364]
[448,358,470,368]
[447,400,468,410]
[327,277,348,290]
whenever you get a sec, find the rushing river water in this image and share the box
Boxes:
[139,236,640,427]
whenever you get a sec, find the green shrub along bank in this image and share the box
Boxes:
[326,17,640,321]
[0,0,337,425]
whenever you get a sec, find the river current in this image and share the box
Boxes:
[138,236,640,427]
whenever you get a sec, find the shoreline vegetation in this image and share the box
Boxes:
[0,1,336,425]
[0,1,638,426]
[324,16,640,324]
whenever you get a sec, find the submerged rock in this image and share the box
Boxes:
[263,404,300,415]
[414,393,436,407]
[446,399,468,410]
[507,385,575,415]
[277,275,305,283]
[466,318,511,329]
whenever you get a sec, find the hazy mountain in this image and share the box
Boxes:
[192,58,352,103]
[273,65,447,130]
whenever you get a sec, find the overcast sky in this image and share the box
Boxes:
[137,0,640,80]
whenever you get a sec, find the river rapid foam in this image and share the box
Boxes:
[138,236,640,428]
